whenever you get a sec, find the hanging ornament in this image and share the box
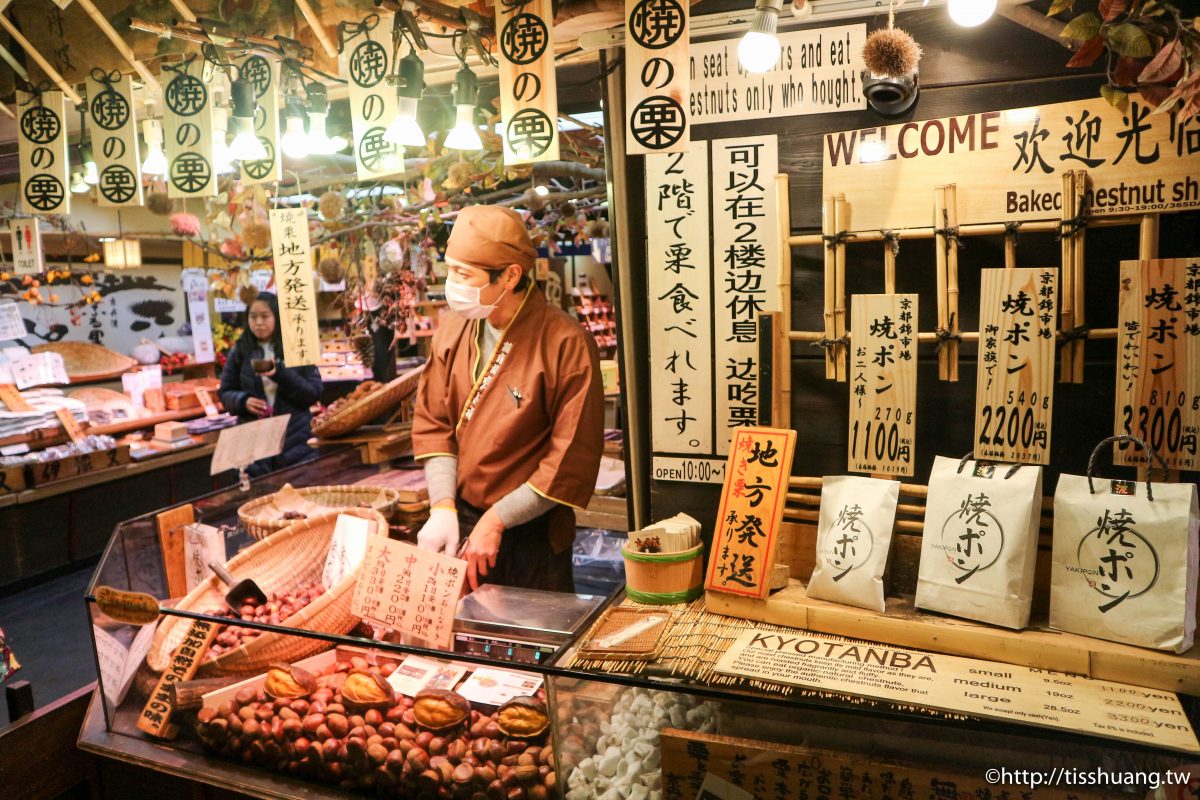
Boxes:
[318,190,347,221]
[352,333,374,366]
[147,191,174,216]
[379,239,405,275]
[861,0,921,115]
[444,161,474,191]
[586,219,611,239]
[242,220,272,251]
[238,283,259,307]
[318,256,345,283]
[170,212,202,237]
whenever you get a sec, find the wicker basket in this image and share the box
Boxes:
[32,342,138,383]
[238,484,401,540]
[621,544,705,605]
[147,507,386,677]
[311,364,425,438]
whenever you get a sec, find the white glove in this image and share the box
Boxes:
[416,507,461,555]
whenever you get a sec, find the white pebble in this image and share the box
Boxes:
[578,758,597,779]
[598,752,621,777]
[629,785,650,800]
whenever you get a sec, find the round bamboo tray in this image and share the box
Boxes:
[621,544,705,605]
[238,484,401,540]
[311,364,424,438]
[32,342,137,383]
[147,507,386,677]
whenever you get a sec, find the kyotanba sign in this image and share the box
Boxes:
[823,94,1200,231]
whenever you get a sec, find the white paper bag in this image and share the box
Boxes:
[807,475,899,612]
[915,456,1043,629]
[1049,438,1198,652]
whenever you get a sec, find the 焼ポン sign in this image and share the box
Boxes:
[823,94,1200,231]
[705,427,796,599]
[849,294,917,476]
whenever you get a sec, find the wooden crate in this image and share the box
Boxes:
[26,445,132,487]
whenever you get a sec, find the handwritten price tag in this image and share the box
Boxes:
[0,384,32,412]
[351,538,466,649]
[55,407,86,443]
[195,387,219,417]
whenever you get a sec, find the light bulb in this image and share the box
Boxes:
[281,115,310,159]
[306,112,338,154]
[141,119,167,176]
[533,184,550,197]
[384,95,426,148]
[83,160,99,186]
[948,0,996,27]
[329,134,349,152]
[228,117,268,161]
[739,0,783,74]
[211,107,235,174]
[445,104,482,151]
[71,171,89,193]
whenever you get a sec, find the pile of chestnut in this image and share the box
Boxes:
[194,656,562,799]
[204,584,326,661]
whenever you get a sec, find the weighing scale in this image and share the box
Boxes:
[453,584,608,666]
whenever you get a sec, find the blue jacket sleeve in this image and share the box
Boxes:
[218,345,251,415]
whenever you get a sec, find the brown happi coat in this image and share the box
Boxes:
[413,286,605,551]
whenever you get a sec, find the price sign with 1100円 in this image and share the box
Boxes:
[849,294,917,476]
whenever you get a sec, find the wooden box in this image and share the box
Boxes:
[26,445,132,487]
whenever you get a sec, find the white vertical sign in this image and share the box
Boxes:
[340,15,403,181]
[17,90,69,215]
[711,135,780,454]
[238,55,281,185]
[182,269,215,364]
[647,142,712,454]
[625,0,689,155]
[86,73,143,208]
[163,64,216,199]
[10,218,44,275]
[269,208,321,366]
[496,0,559,165]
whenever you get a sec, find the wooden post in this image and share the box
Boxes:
[775,173,792,427]
[934,186,949,381]
[156,504,195,599]
[74,0,162,95]
[1058,170,1076,383]
[1134,214,1177,483]
[821,195,837,380]
[945,183,961,382]
[1071,170,1088,382]
[883,238,896,294]
[168,0,197,22]
[1004,225,1017,270]
[5,680,34,721]
[0,15,82,105]
[833,194,849,382]
[294,0,339,59]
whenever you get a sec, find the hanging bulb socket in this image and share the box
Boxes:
[397,50,425,100]
[230,76,257,121]
[453,65,479,109]
[306,82,330,116]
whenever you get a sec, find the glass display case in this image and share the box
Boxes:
[80,450,1197,799]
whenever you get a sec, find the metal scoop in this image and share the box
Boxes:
[208,562,268,610]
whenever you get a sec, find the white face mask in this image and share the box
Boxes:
[445,274,505,320]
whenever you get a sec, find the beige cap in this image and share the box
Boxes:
[445,205,536,273]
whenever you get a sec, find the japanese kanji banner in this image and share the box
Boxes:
[974,268,1058,465]
[625,0,689,155]
[238,55,281,186]
[86,73,143,208]
[711,135,780,455]
[17,90,69,215]
[496,0,559,165]
[163,63,216,199]
[182,270,214,364]
[849,294,917,477]
[647,142,712,454]
[824,94,1200,231]
[340,14,403,181]
[268,208,321,367]
[1114,257,1200,470]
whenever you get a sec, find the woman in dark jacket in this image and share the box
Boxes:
[218,293,324,477]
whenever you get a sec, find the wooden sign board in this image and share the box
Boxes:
[10,218,44,275]
[974,268,1058,464]
[496,0,559,164]
[156,503,196,599]
[824,94,1200,231]
[713,628,1200,753]
[625,0,689,155]
[16,90,69,215]
[137,617,218,739]
[210,414,289,474]
[269,208,321,366]
[647,143,713,454]
[1114,257,1200,470]
[351,537,466,649]
[93,586,161,626]
[340,13,403,181]
[848,294,917,476]
[86,73,143,208]
[163,64,216,199]
[0,384,32,412]
[660,728,1127,800]
[705,427,797,600]
[195,387,219,418]
[711,136,781,454]
[55,407,85,443]
[237,55,281,185]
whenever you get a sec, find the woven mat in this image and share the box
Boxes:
[566,598,973,721]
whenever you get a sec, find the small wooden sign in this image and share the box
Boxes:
[156,504,196,599]
[848,294,917,476]
[163,63,216,199]
[269,208,321,366]
[0,384,32,413]
[210,414,289,474]
[55,407,85,443]
[85,73,143,208]
[94,586,161,626]
[16,90,70,215]
[624,0,689,155]
[974,268,1058,464]
[705,427,797,600]
[143,387,166,413]
[136,617,218,739]
[351,537,466,649]
[496,0,559,165]
[237,55,281,185]
[339,13,403,180]
[195,387,219,417]
[1114,257,1200,470]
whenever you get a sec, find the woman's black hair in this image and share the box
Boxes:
[243,291,284,355]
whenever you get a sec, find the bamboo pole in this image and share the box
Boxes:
[1059,170,1076,383]
[1071,170,1088,382]
[0,14,83,105]
[789,327,1120,344]
[945,183,961,382]
[1004,225,1017,270]
[168,0,197,22]
[934,186,949,381]
[75,0,162,95]
[295,0,340,59]
[834,194,848,382]
[775,173,792,427]
[883,237,896,294]
[821,195,836,380]
[1139,214,1159,261]
[787,214,1141,248]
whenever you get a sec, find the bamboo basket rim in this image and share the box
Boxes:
[238,484,400,530]
[311,364,424,438]
[32,341,138,383]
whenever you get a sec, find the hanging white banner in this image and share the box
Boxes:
[625,0,690,155]
[182,269,215,364]
[17,90,70,215]
[496,0,559,164]
[163,64,217,199]
[87,73,144,208]
[340,15,404,181]
[269,208,321,366]
[238,55,282,185]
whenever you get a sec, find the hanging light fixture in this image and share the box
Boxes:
[739,0,784,74]
[228,72,269,162]
[211,105,236,174]
[304,83,348,155]
[384,50,427,148]
[141,118,167,176]
[281,93,310,159]
[948,0,996,27]
[444,65,482,152]
[70,171,90,194]
[80,140,99,186]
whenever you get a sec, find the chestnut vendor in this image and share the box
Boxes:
[412,205,604,592]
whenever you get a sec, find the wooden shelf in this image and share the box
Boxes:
[706,579,1200,695]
